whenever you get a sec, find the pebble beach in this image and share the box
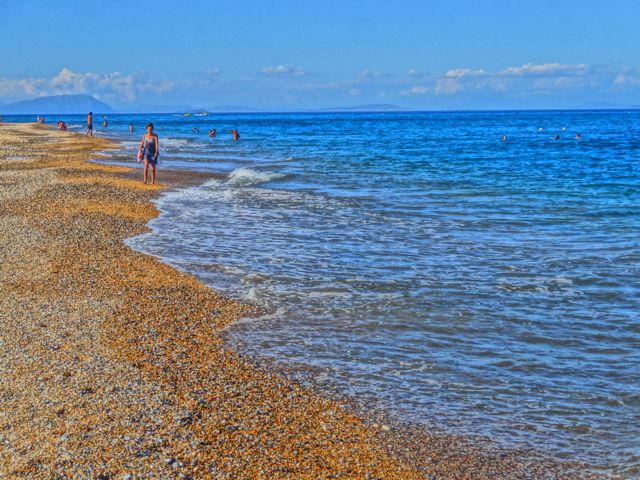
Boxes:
[0,123,595,479]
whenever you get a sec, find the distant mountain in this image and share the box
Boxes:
[310,104,408,112]
[1,94,115,114]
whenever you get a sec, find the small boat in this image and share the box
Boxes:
[195,112,209,117]
[183,113,192,117]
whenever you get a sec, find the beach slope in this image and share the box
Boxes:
[0,124,425,479]
[0,124,590,479]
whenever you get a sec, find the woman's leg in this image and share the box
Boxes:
[143,160,149,184]
[151,164,156,185]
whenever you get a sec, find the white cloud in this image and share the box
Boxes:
[399,62,609,98]
[1,61,638,108]
[0,67,177,102]
[500,63,588,76]
[408,69,427,79]
[357,69,374,79]
[400,85,430,96]
[261,65,307,76]
[0,76,46,97]
[445,68,486,78]
[611,67,640,87]
[434,78,462,95]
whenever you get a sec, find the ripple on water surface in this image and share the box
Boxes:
[124,111,640,476]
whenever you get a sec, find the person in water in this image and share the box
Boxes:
[208,129,216,138]
[103,117,108,128]
[129,123,134,133]
[192,127,199,133]
[231,129,240,141]
[501,135,507,141]
[575,133,582,140]
[553,134,560,140]
[85,112,93,137]
[139,122,159,185]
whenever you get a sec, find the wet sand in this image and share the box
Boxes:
[0,124,594,479]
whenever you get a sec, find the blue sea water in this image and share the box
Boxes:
[8,111,639,475]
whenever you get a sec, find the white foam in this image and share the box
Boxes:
[161,137,192,149]
[243,287,258,301]
[227,167,285,186]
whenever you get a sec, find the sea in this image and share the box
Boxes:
[6,111,639,476]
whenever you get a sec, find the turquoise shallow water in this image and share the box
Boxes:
[8,111,639,474]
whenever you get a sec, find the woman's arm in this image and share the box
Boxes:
[139,135,145,151]
[154,134,159,158]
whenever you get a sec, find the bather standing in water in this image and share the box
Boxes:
[139,122,159,185]
[85,112,93,137]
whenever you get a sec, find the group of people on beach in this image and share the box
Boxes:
[192,126,240,141]
[80,112,242,185]
[84,112,109,137]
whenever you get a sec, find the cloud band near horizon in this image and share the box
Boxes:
[1,62,639,109]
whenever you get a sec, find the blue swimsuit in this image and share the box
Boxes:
[143,136,157,164]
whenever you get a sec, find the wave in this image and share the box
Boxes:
[227,167,286,186]
[161,137,192,149]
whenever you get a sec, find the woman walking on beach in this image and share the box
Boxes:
[139,123,159,185]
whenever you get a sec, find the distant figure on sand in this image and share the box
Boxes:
[208,129,216,138]
[139,122,159,185]
[129,123,134,133]
[231,129,240,141]
[85,112,93,137]
[57,121,67,131]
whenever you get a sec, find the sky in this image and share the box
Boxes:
[1,0,640,110]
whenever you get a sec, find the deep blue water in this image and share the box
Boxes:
[6,111,639,475]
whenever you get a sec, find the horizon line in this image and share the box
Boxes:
[3,107,640,115]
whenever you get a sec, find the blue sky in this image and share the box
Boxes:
[1,0,640,110]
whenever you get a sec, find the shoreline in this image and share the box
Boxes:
[0,123,596,479]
